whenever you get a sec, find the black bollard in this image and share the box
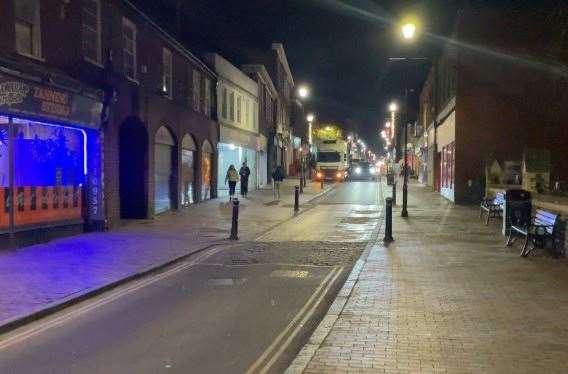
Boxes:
[299,177,304,194]
[294,185,300,212]
[230,198,239,240]
[392,182,397,205]
[384,197,394,243]
[320,178,324,190]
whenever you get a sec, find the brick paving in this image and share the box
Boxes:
[291,181,568,374]
[0,179,329,327]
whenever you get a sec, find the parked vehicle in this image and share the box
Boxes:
[314,139,348,181]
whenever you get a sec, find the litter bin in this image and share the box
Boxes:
[386,173,394,186]
[503,189,531,236]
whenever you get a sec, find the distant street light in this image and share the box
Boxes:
[298,86,310,99]
[389,102,398,112]
[401,23,416,40]
[306,113,315,122]
[306,113,315,145]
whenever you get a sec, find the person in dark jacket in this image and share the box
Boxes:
[271,165,284,200]
[239,162,251,197]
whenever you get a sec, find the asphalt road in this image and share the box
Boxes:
[0,181,381,374]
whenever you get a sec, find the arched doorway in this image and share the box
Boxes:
[120,117,148,219]
[181,134,197,207]
[154,126,177,214]
[201,140,213,201]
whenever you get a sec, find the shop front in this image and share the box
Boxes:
[437,111,456,202]
[217,126,263,197]
[0,71,103,239]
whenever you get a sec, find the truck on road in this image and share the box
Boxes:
[314,138,349,181]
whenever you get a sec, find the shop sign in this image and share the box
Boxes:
[0,73,102,129]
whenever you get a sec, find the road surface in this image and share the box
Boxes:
[0,181,382,374]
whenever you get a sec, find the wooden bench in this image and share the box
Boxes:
[480,192,505,225]
[506,208,561,257]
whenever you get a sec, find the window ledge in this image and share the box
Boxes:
[125,76,139,85]
[17,52,45,63]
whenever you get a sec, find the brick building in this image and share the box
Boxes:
[418,6,568,203]
[0,0,218,247]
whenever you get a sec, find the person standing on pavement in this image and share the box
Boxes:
[271,165,284,200]
[239,162,251,197]
[225,165,239,201]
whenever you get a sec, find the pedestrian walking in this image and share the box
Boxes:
[271,165,284,200]
[225,165,239,201]
[239,162,251,197]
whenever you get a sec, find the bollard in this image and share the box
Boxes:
[294,185,300,212]
[230,198,239,240]
[320,178,324,190]
[392,182,397,205]
[303,174,307,188]
[299,177,304,194]
[384,197,394,243]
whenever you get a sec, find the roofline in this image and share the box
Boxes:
[271,43,294,86]
[241,64,277,97]
[122,0,217,79]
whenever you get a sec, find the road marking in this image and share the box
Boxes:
[0,246,223,351]
[245,266,343,374]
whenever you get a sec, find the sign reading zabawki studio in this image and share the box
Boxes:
[0,72,102,129]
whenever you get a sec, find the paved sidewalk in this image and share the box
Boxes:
[0,179,331,330]
[288,181,568,373]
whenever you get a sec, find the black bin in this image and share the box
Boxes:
[503,189,531,234]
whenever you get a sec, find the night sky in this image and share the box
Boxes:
[128,0,484,151]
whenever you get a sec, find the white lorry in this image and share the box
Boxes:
[314,139,349,181]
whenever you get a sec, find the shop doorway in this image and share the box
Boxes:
[181,134,196,207]
[201,140,213,201]
[120,117,148,219]
[154,126,177,214]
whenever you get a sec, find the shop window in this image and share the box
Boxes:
[122,18,137,80]
[82,0,101,64]
[12,118,86,228]
[162,48,173,98]
[192,70,201,112]
[15,0,41,58]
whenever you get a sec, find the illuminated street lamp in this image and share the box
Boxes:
[401,23,416,40]
[298,86,310,99]
[306,113,315,145]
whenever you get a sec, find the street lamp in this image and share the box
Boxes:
[298,86,309,99]
[401,23,416,40]
[306,113,315,145]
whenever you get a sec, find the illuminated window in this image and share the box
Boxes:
[82,0,101,64]
[122,18,137,80]
[15,0,41,58]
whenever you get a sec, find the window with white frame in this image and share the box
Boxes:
[82,0,101,64]
[192,70,201,112]
[236,95,242,124]
[222,87,228,119]
[204,78,211,117]
[122,18,137,80]
[244,98,249,128]
[15,0,41,58]
[162,48,173,97]
[229,91,235,121]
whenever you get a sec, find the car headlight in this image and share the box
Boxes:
[369,167,376,174]
[355,167,362,174]
[317,172,323,178]
[336,172,342,178]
